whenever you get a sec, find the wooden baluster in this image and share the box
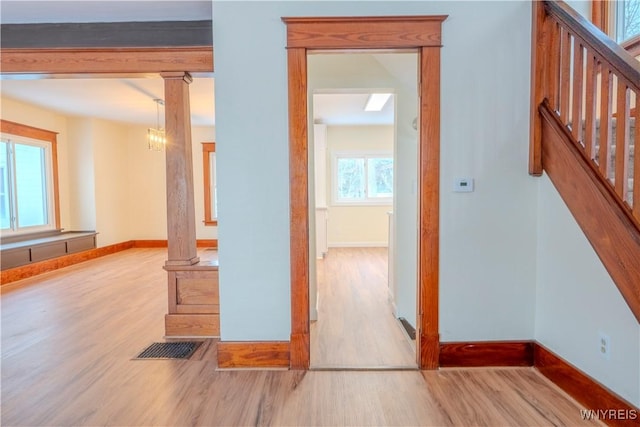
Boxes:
[559,29,572,125]
[599,66,612,178]
[634,99,640,219]
[571,41,584,143]
[583,52,597,160]
[548,19,561,112]
[615,81,630,199]
[529,0,547,176]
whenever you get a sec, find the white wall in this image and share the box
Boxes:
[192,126,218,240]
[66,117,97,231]
[213,1,538,342]
[1,95,217,245]
[326,125,392,247]
[535,174,640,407]
[93,119,131,246]
[125,125,167,239]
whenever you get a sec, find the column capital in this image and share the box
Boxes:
[160,71,193,84]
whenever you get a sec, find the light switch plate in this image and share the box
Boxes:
[454,178,474,192]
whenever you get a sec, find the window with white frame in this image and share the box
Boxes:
[616,0,640,43]
[0,132,56,234]
[332,151,393,205]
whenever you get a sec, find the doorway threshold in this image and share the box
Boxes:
[310,365,419,372]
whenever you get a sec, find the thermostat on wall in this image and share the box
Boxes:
[453,178,474,193]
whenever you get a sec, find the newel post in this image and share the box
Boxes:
[529,0,548,176]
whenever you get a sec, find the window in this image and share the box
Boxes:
[202,142,217,225]
[616,0,640,43]
[0,120,59,235]
[332,152,393,205]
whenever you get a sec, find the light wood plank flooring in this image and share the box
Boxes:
[311,247,416,368]
[1,248,603,426]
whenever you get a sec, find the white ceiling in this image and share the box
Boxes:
[0,1,409,128]
[1,77,216,127]
[313,93,394,126]
[0,1,213,24]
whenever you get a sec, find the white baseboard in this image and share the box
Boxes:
[328,242,388,248]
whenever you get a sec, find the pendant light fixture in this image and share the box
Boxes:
[147,98,166,151]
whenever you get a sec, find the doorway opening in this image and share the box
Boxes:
[308,52,419,369]
[283,15,446,370]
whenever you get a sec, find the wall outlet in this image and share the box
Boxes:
[599,332,610,360]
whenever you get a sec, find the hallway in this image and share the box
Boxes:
[311,247,421,368]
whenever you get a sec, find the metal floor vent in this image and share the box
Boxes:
[135,342,201,360]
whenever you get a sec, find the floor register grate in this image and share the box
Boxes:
[135,342,201,360]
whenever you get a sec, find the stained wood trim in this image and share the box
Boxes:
[529,0,546,176]
[133,239,218,248]
[162,72,200,267]
[418,46,441,370]
[0,239,218,285]
[534,343,639,426]
[282,16,446,49]
[539,101,640,323]
[0,119,60,230]
[202,142,217,226]
[591,0,610,35]
[284,16,445,370]
[0,46,213,74]
[545,0,640,92]
[0,241,134,285]
[217,341,290,368]
[164,313,219,337]
[439,341,534,367]
[287,47,310,370]
[621,34,640,57]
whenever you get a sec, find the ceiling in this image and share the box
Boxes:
[1,77,216,127]
[0,1,407,128]
[0,1,213,24]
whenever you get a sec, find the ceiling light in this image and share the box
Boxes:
[364,93,392,112]
[147,98,166,151]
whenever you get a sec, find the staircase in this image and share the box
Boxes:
[531,0,640,323]
[593,118,635,205]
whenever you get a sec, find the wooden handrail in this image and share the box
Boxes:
[545,0,640,92]
[531,0,640,323]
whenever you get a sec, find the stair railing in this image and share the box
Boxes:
[531,0,640,221]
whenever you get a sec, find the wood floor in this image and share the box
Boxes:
[311,247,416,368]
[1,248,603,426]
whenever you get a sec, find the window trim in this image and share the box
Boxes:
[0,119,60,234]
[202,142,217,226]
[591,0,611,35]
[331,150,393,206]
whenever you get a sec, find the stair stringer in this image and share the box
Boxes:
[540,103,640,323]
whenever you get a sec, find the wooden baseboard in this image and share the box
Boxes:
[2,239,218,285]
[132,240,167,248]
[0,241,134,285]
[165,314,220,337]
[217,341,290,369]
[534,343,638,426]
[439,341,534,367]
[133,239,218,248]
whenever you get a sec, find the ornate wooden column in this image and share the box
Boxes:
[162,72,199,267]
[162,72,219,337]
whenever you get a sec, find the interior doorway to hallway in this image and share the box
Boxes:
[284,15,445,370]
[307,52,419,369]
